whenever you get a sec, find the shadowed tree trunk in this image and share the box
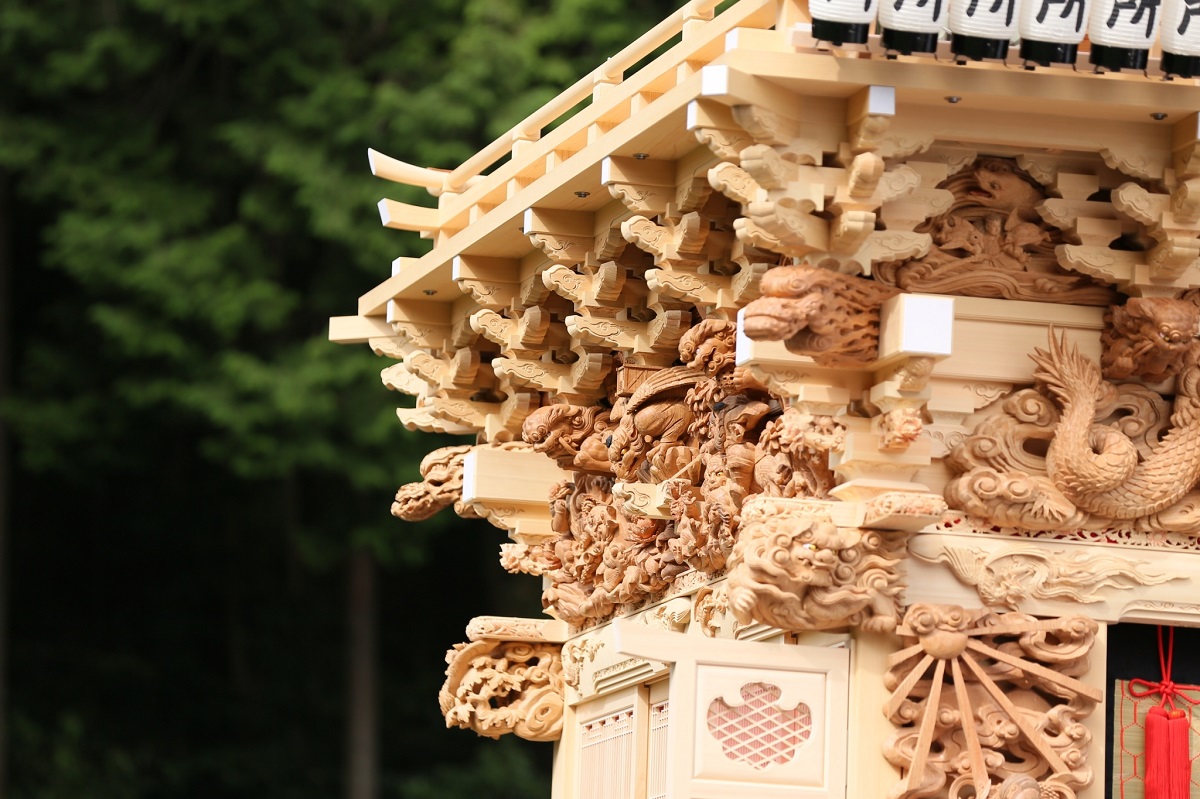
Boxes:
[346,549,377,799]
[0,167,11,799]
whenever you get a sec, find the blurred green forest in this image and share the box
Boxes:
[0,0,681,796]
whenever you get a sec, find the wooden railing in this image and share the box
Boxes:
[369,0,789,219]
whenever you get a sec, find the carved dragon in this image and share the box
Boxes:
[947,328,1200,531]
[392,444,481,522]
[740,264,900,366]
[1034,332,1200,520]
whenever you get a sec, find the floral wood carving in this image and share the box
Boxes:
[726,497,908,632]
[946,330,1200,533]
[741,264,900,366]
[498,542,557,576]
[883,604,1101,799]
[874,158,1117,305]
[910,542,1181,609]
[440,640,564,741]
[391,444,481,522]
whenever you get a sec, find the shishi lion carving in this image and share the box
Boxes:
[726,497,907,632]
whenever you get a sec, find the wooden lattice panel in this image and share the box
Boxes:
[579,706,636,799]
[706,682,813,770]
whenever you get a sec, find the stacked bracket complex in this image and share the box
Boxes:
[332,2,1200,798]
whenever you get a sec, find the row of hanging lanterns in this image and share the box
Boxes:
[808,0,1200,76]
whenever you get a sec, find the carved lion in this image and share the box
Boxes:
[521,403,613,474]
[727,503,905,632]
[1102,295,1200,383]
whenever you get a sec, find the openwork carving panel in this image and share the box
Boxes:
[440,639,565,742]
[884,604,1101,799]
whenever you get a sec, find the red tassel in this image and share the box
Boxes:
[1136,627,1194,799]
[1167,709,1191,799]
[1145,707,1171,799]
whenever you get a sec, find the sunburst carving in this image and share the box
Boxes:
[883,604,1101,799]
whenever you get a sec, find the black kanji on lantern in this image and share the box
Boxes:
[1035,0,1087,29]
[1178,0,1200,34]
[965,0,1016,25]
[894,0,945,18]
[1106,0,1161,37]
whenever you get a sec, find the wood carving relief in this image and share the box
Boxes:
[947,329,1200,533]
[874,158,1117,305]
[509,312,869,627]
[884,604,1101,799]
[741,264,900,366]
[726,496,909,633]
[1101,294,1200,383]
[440,639,564,741]
[521,403,614,474]
[534,474,685,625]
[910,542,1181,609]
[391,444,480,522]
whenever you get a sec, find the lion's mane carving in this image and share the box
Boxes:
[726,498,907,632]
[522,403,614,474]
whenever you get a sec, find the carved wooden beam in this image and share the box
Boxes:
[465,616,570,643]
[646,242,770,320]
[602,155,675,215]
[386,299,457,351]
[452,255,521,312]
[460,445,572,542]
[395,402,477,436]
[403,347,482,398]
[427,391,538,443]
[908,533,1186,616]
[565,311,689,367]
[687,99,754,161]
[525,207,594,266]
[491,349,612,406]
[471,306,568,360]
[541,260,628,317]
[621,212,710,268]
[1113,182,1200,281]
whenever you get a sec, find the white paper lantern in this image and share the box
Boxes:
[1018,0,1090,64]
[809,0,881,44]
[949,0,1023,59]
[1087,0,1162,70]
[1161,0,1200,76]
[879,0,947,53]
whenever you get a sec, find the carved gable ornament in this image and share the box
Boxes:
[874,157,1118,306]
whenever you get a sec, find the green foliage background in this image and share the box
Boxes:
[0,0,682,795]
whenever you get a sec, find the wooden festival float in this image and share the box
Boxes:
[330,0,1200,796]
